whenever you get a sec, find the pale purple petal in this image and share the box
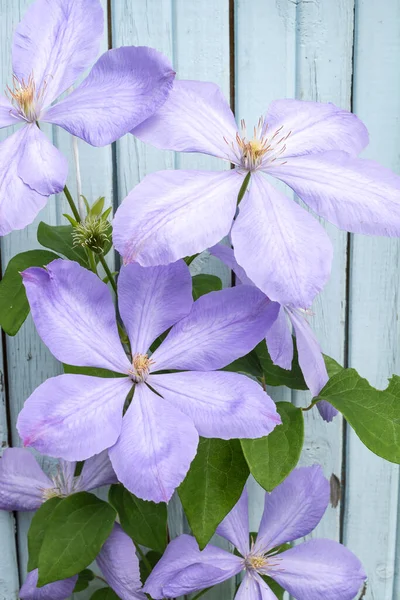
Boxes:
[22,259,131,373]
[118,261,192,354]
[265,306,294,370]
[216,488,250,556]
[0,448,52,511]
[268,151,400,236]
[96,524,146,600]
[151,286,279,372]
[0,127,48,236]
[144,535,243,599]
[232,173,333,307]
[19,569,77,600]
[255,466,329,554]
[17,374,132,461]
[77,450,118,492]
[12,0,103,106]
[0,95,20,128]
[208,243,254,285]
[113,169,240,266]
[268,539,366,600]
[236,573,278,600]
[263,99,368,158]
[18,124,68,195]
[109,384,199,503]
[317,400,339,422]
[44,47,175,146]
[133,79,238,159]
[149,371,280,439]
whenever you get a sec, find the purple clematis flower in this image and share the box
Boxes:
[0,447,117,511]
[0,0,175,236]
[145,465,366,600]
[16,259,280,503]
[19,524,145,600]
[209,243,337,422]
[114,81,400,307]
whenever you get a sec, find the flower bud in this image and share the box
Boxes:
[72,214,111,255]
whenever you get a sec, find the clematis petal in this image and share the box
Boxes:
[0,448,52,511]
[255,466,329,553]
[17,374,132,461]
[0,127,48,236]
[12,0,103,107]
[151,285,279,372]
[144,535,243,599]
[264,306,293,370]
[108,384,199,503]
[263,99,368,158]
[96,524,146,600]
[149,371,280,440]
[317,400,339,422]
[267,539,366,600]
[0,95,20,128]
[216,488,250,556]
[113,169,240,266]
[44,47,175,146]
[232,173,333,307]
[268,151,400,236]
[118,261,193,354]
[77,450,118,492]
[19,569,77,600]
[18,124,68,195]
[235,573,278,600]
[22,259,131,373]
[132,79,238,160]
[208,243,254,285]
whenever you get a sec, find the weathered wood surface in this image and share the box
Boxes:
[0,1,399,599]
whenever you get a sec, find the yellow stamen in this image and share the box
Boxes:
[246,555,268,571]
[6,73,46,122]
[129,353,154,382]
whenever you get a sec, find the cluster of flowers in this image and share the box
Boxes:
[1,0,399,598]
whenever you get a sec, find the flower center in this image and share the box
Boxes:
[129,353,154,382]
[6,73,46,122]
[226,117,291,171]
[245,554,269,572]
[41,469,79,502]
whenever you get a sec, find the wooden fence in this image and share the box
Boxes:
[0,1,399,599]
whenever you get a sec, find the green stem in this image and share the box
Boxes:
[64,185,81,222]
[191,588,212,600]
[135,544,153,576]
[237,172,251,205]
[301,399,320,412]
[87,250,98,275]
[99,254,117,294]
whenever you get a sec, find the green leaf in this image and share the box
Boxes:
[139,550,162,583]
[90,196,105,217]
[27,497,62,572]
[63,364,125,378]
[260,576,285,599]
[0,249,59,335]
[241,402,304,492]
[178,438,249,549]
[37,492,116,586]
[109,485,167,553]
[223,349,263,378]
[37,221,88,267]
[316,370,400,464]
[73,569,95,593]
[192,274,222,300]
[256,340,308,390]
[90,588,119,600]
[324,354,343,378]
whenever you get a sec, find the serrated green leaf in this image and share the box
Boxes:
[27,497,62,572]
[178,438,249,549]
[90,588,119,600]
[73,569,95,593]
[192,274,222,300]
[0,249,59,336]
[256,340,307,390]
[316,370,400,463]
[37,221,88,266]
[241,402,304,492]
[109,485,167,553]
[37,492,116,586]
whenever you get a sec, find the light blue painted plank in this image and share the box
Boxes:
[345,2,400,598]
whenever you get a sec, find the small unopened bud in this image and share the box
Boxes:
[72,215,111,255]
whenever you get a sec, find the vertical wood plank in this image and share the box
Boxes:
[344,2,400,598]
